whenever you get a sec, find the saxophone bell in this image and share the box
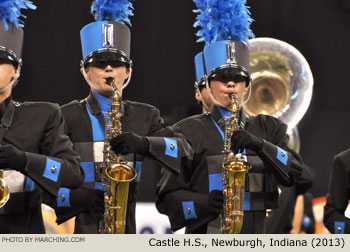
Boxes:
[0,170,10,208]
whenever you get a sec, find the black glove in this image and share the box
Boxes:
[0,145,27,173]
[88,189,104,220]
[207,190,223,216]
[76,188,104,219]
[56,188,104,225]
[230,129,264,154]
[109,132,149,155]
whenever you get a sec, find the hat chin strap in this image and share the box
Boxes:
[194,82,210,112]
[0,65,21,94]
[82,67,132,96]
[121,68,132,90]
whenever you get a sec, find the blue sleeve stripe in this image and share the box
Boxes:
[24,177,35,192]
[276,146,288,165]
[57,188,70,207]
[208,173,223,192]
[182,201,197,220]
[243,192,251,211]
[164,138,178,158]
[134,161,142,182]
[334,221,345,234]
[43,158,61,182]
[81,161,95,182]
[0,207,4,215]
[95,182,104,190]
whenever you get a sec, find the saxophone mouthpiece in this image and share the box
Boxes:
[229,93,237,100]
[106,77,115,85]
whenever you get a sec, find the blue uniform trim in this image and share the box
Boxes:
[24,177,35,192]
[43,158,61,182]
[334,222,345,234]
[81,162,95,182]
[92,92,111,114]
[164,138,178,158]
[276,146,288,165]
[302,215,311,227]
[217,107,231,120]
[95,182,104,190]
[57,188,70,207]
[208,173,223,192]
[243,192,251,211]
[182,201,197,220]
[86,104,105,142]
[0,207,4,215]
[134,161,142,182]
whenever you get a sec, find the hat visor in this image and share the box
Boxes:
[209,65,250,86]
[83,50,131,68]
[0,50,19,69]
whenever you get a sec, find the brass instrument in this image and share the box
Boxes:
[244,38,313,151]
[221,94,252,234]
[0,170,10,208]
[97,77,137,234]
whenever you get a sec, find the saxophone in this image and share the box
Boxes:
[221,94,251,234]
[96,77,137,234]
[0,170,10,208]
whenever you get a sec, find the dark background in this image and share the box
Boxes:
[16,0,350,200]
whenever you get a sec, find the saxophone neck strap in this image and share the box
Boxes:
[0,100,15,144]
[85,93,105,128]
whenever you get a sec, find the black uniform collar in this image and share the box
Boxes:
[0,96,15,143]
[210,104,248,130]
[0,96,11,119]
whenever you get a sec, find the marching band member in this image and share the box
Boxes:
[0,1,84,233]
[156,0,305,234]
[323,149,350,234]
[45,0,193,234]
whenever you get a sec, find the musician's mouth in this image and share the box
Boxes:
[105,77,114,86]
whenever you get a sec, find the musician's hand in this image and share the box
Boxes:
[230,129,264,154]
[207,190,223,216]
[89,189,104,220]
[56,188,104,225]
[109,132,149,155]
[0,145,27,173]
[76,188,104,218]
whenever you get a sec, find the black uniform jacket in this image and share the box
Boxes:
[266,165,314,234]
[47,92,192,234]
[324,149,350,234]
[156,105,304,233]
[0,98,84,234]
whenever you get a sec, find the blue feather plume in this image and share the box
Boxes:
[193,0,254,44]
[0,0,36,31]
[91,0,134,26]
